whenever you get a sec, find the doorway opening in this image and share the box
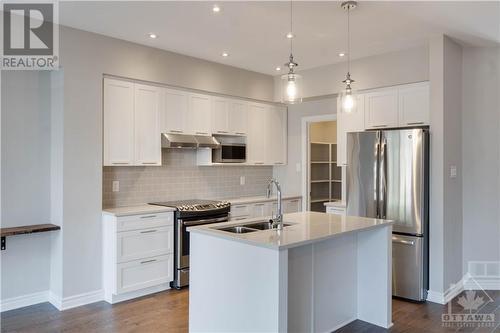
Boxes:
[301,116,342,212]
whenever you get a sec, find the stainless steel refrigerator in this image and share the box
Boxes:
[346,128,429,301]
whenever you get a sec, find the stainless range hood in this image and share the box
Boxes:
[161,133,220,149]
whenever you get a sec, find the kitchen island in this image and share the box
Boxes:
[188,211,393,332]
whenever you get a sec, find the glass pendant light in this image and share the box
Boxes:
[340,1,357,113]
[281,0,302,104]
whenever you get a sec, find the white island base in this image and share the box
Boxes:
[189,212,393,332]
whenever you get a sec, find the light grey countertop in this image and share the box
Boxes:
[324,201,347,208]
[188,211,393,250]
[102,195,302,217]
[226,195,302,205]
[102,205,176,217]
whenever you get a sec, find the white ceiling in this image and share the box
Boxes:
[59,1,500,75]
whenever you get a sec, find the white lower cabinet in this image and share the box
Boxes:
[229,198,302,221]
[117,227,173,263]
[103,211,174,304]
[283,198,301,213]
[116,254,173,295]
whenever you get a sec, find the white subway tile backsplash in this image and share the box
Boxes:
[102,150,273,207]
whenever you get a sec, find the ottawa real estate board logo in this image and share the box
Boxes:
[2,1,59,70]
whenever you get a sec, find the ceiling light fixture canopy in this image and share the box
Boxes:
[340,0,357,113]
[281,0,302,104]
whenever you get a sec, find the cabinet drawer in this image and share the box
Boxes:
[326,206,346,216]
[116,254,173,295]
[284,199,301,213]
[252,202,272,218]
[230,204,250,218]
[116,212,173,232]
[117,226,173,263]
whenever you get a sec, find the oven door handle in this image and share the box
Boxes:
[182,216,228,227]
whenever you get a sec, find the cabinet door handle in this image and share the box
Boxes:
[274,162,284,165]
[234,205,247,209]
[140,215,157,219]
[140,229,157,233]
[196,132,208,135]
[111,162,129,165]
[140,259,157,264]
[289,200,299,203]
[170,130,183,133]
[372,125,388,128]
[254,203,265,207]
[235,132,246,135]
[216,131,229,134]
[141,162,158,165]
[406,121,424,125]
[254,162,264,165]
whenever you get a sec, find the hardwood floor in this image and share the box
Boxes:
[1,290,499,332]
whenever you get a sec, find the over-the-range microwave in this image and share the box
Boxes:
[212,143,246,163]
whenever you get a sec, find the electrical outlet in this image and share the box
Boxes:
[240,176,245,186]
[112,181,120,192]
[450,165,457,179]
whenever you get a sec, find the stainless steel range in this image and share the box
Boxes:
[149,199,230,289]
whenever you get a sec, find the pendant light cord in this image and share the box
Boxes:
[290,0,293,56]
[347,5,350,74]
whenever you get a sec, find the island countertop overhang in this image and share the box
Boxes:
[188,211,393,250]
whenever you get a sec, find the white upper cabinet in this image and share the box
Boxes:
[398,82,430,127]
[211,97,230,135]
[189,93,212,136]
[364,88,399,129]
[228,99,248,136]
[337,95,365,166]
[134,83,162,166]
[163,88,189,134]
[266,106,287,165]
[104,78,135,166]
[247,103,267,165]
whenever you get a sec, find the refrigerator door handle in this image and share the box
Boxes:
[392,236,416,246]
[378,137,387,219]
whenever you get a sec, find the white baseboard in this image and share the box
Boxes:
[104,283,170,304]
[49,289,104,311]
[427,275,467,305]
[0,291,49,312]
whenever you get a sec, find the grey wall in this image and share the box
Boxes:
[51,23,275,300]
[462,47,500,271]
[1,72,52,299]
[273,98,337,197]
[442,37,463,289]
[428,35,464,294]
[274,46,429,100]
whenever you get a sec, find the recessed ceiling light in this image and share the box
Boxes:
[148,33,158,39]
[275,67,281,71]
[338,52,346,57]
[222,52,229,57]
[213,4,220,12]
[286,32,295,39]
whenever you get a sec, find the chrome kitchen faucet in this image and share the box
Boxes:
[266,179,283,230]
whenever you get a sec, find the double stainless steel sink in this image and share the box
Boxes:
[217,221,292,234]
